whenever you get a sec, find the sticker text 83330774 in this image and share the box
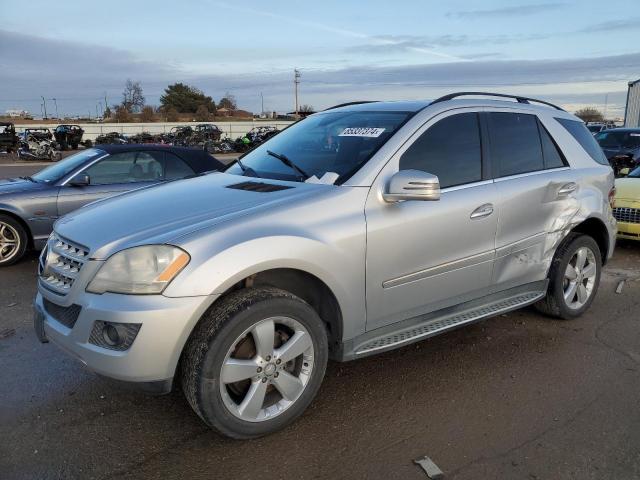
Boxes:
[339,127,386,138]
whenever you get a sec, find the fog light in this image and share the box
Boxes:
[89,321,141,351]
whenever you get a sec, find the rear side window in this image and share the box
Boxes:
[487,112,544,177]
[399,112,482,188]
[556,118,609,165]
[163,152,196,180]
[538,122,567,169]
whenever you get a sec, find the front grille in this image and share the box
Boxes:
[613,207,640,224]
[43,298,82,329]
[39,235,89,295]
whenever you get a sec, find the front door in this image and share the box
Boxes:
[365,110,498,331]
[57,151,162,216]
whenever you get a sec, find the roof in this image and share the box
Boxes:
[629,79,640,87]
[93,144,224,173]
[324,100,430,113]
[600,127,640,133]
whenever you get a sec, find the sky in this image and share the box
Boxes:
[1,0,639,118]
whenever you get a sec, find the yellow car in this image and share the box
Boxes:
[614,166,640,240]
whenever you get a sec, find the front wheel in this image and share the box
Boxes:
[0,215,28,266]
[535,233,602,319]
[181,287,328,439]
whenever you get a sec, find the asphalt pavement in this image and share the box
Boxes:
[1,162,639,480]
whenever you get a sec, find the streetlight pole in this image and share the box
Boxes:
[294,69,301,119]
[260,92,264,116]
[41,96,48,119]
[52,98,58,119]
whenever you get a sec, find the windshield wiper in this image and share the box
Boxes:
[19,176,36,182]
[235,157,261,178]
[267,150,309,180]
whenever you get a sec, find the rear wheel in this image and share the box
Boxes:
[181,287,328,439]
[0,215,28,266]
[535,234,602,319]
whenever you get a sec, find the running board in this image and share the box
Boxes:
[353,290,545,357]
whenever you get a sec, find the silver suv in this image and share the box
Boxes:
[34,93,616,439]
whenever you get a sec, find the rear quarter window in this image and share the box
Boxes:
[555,118,609,165]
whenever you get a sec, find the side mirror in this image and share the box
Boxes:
[68,173,90,186]
[383,169,441,202]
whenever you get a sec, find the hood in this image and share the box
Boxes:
[55,173,325,259]
[0,178,44,196]
[614,177,640,201]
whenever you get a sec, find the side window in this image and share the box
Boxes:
[488,112,544,177]
[163,152,195,180]
[84,152,162,184]
[556,118,609,165]
[399,113,482,188]
[538,121,567,169]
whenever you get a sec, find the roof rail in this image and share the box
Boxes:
[430,92,565,111]
[324,101,378,111]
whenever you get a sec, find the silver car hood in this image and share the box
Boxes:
[54,173,321,259]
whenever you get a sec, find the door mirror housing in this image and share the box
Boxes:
[382,169,441,202]
[68,173,90,186]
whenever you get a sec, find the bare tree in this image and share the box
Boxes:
[575,107,604,123]
[113,105,132,122]
[299,104,315,113]
[195,105,211,121]
[140,105,156,122]
[165,107,180,122]
[218,92,237,111]
[122,79,145,113]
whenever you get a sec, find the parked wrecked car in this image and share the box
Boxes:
[18,128,60,162]
[595,128,640,176]
[34,93,615,439]
[0,122,19,153]
[613,165,640,241]
[0,145,223,265]
[54,124,84,150]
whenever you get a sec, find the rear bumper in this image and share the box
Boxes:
[35,288,217,386]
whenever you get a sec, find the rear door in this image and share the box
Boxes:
[56,151,163,216]
[487,109,575,290]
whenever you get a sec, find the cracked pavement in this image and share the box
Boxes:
[1,165,639,480]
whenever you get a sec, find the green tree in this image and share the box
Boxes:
[160,83,216,114]
[103,105,112,119]
[575,107,604,123]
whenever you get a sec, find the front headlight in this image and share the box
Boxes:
[86,245,190,295]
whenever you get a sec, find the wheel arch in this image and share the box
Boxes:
[569,216,610,265]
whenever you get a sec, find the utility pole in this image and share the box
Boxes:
[260,92,264,116]
[52,98,58,119]
[604,93,609,121]
[294,69,301,119]
[41,96,48,119]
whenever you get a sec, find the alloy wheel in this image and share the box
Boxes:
[0,222,20,263]
[563,246,597,310]
[219,316,315,422]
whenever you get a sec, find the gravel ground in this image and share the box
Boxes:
[0,162,639,480]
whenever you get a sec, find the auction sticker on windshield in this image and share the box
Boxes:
[339,127,386,137]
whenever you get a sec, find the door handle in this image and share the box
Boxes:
[557,182,578,196]
[470,203,494,219]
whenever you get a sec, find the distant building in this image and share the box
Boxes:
[5,109,29,118]
[624,78,640,127]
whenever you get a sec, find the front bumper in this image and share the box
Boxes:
[617,221,640,240]
[35,287,217,388]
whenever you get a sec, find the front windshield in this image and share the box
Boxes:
[596,131,640,149]
[628,166,640,178]
[587,125,602,133]
[32,148,106,183]
[225,111,412,182]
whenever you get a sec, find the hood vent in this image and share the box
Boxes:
[226,181,293,193]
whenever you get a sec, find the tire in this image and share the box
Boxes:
[535,233,602,319]
[181,287,328,439]
[0,214,28,266]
